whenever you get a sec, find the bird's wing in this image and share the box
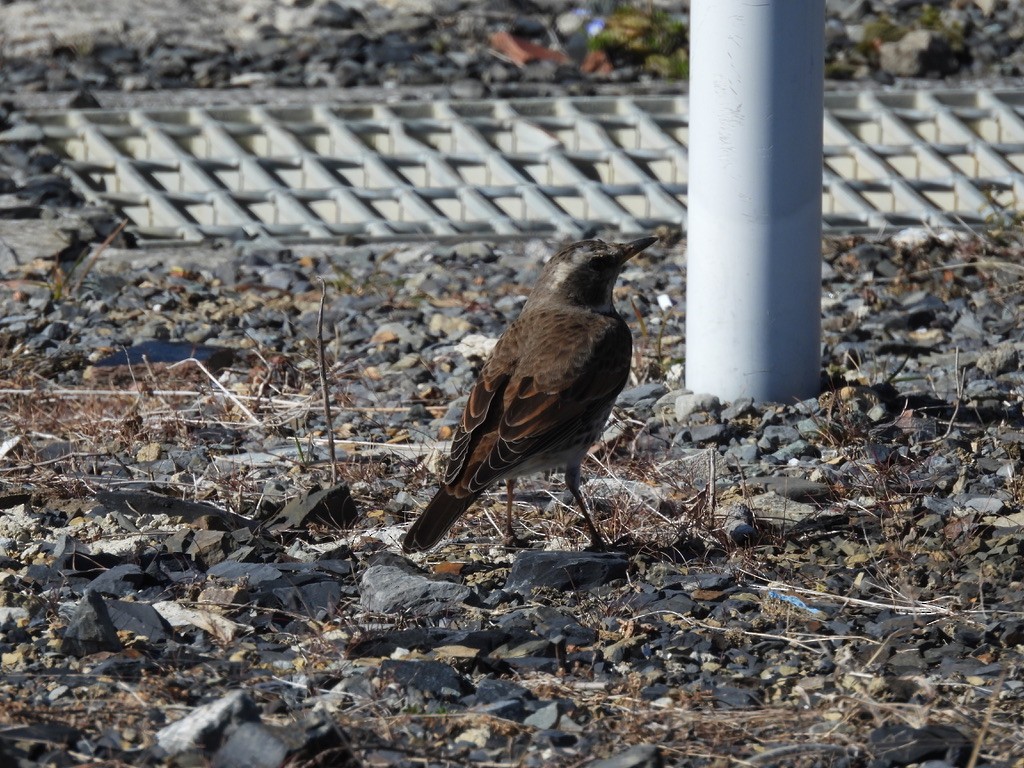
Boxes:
[467,318,632,491]
[443,367,508,487]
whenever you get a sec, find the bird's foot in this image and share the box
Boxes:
[502,527,532,549]
[608,533,636,551]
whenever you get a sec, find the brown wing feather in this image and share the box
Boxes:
[442,326,521,489]
[444,371,507,486]
[465,313,632,492]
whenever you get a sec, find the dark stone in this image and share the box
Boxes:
[757,424,801,450]
[156,691,260,755]
[711,685,761,709]
[359,562,471,616]
[212,721,288,768]
[208,562,284,584]
[378,659,470,699]
[868,724,972,766]
[106,600,172,643]
[96,490,252,530]
[347,627,511,658]
[265,579,342,616]
[587,744,664,768]
[473,699,527,721]
[688,423,728,443]
[879,30,957,78]
[473,677,533,705]
[93,339,234,369]
[505,551,628,595]
[268,483,360,532]
[60,591,122,656]
[87,564,145,596]
[533,728,576,747]
[618,382,668,408]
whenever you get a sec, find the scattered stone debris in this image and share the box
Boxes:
[0,222,1022,766]
[0,0,1021,103]
[2,2,1024,767]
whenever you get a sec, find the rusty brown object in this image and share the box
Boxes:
[580,49,613,74]
[489,31,570,67]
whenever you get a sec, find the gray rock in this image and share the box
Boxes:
[474,677,533,704]
[879,30,956,77]
[156,691,260,756]
[259,267,298,291]
[379,659,470,699]
[505,551,628,596]
[796,417,821,439]
[0,607,30,626]
[0,220,76,272]
[618,382,668,408]
[717,502,756,544]
[275,0,361,32]
[523,701,560,729]
[106,600,172,642]
[60,591,122,657]
[87,564,145,597]
[726,442,759,463]
[451,241,495,262]
[688,423,728,443]
[757,424,801,451]
[359,563,471,615]
[586,744,663,768]
[448,78,486,99]
[965,496,1004,515]
[474,699,527,721]
[746,477,831,502]
[827,0,871,21]
[213,721,289,768]
[675,392,721,421]
[976,343,1018,376]
[770,438,812,463]
[556,10,588,37]
[720,397,756,421]
[748,491,819,529]
[207,561,284,584]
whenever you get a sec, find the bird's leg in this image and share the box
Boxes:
[565,465,606,550]
[503,479,518,545]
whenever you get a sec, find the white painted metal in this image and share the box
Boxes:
[14,90,1024,245]
[686,0,825,403]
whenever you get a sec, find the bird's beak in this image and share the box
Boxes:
[617,236,659,265]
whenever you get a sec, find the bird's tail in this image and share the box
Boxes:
[402,488,477,553]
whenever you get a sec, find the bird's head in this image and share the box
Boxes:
[526,236,658,313]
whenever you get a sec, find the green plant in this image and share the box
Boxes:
[980,188,1024,246]
[919,4,965,52]
[856,14,907,60]
[589,6,688,80]
[857,6,964,62]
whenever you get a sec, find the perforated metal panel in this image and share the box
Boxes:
[14,90,1024,244]
[823,90,1024,232]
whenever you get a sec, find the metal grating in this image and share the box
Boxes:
[13,89,1024,244]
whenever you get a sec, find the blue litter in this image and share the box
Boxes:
[767,590,826,617]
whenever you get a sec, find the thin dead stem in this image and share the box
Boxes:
[69,218,128,294]
[318,277,338,485]
[167,357,260,425]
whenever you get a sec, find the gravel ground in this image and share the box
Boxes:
[2,226,1024,767]
[3,0,1024,104]
[2,2,1024,768]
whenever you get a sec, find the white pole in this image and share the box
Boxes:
[685,0,824,403]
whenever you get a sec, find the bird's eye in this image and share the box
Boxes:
[589,255,614,269]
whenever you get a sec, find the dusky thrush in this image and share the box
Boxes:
[402,236,658,553]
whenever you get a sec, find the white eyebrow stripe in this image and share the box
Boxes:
[545,260,575,290]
